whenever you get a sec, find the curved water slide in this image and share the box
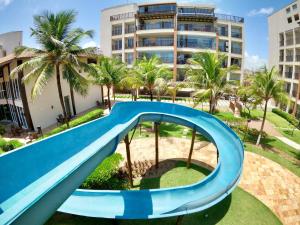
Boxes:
[0,102,244,225]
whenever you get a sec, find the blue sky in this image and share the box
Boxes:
[0,0,294,70]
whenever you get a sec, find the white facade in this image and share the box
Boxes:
[268,0,300,111]
[0,31,102,130]
[0,31,22,57]
[101,2,245,82]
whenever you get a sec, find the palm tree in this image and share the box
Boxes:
[187,52,236,113]
[11,10,95,128]
[154,78,167,101]
[167,81,185,103]
[119,68,143,101]
[251,66,288,145]
[134,56,172,101]
[91,56,125,110]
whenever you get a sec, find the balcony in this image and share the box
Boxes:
[138,39,174,47]
[232,31,242,39]
[296,55,300,62]
[285,71,293,78]
[137,22,174,30]
[177,24,215,32]
[177,54,192,64]
[138,4,176,17]
[231,47,242,54]
[125,26,135,34]
[215,14,244,23]
[178,8,215,18]
[279,55,284,61]
[286,39,294,46]
[286,55,294,62]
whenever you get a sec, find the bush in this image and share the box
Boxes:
[0,139,23,152]
[272,108,299,127]
[234,125,267,142]
[81,153,125,190]
[0,125,6,135]
[43,108,104,138]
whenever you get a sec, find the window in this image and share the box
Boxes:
[112,39,122,51]
[125,38,134,49]
[288,17,293,23]
[294,14,299,21]
[292,4,297,10]
[112,24,122,36]
[286,7,291,13]
[231,26,242,38]
[125,23,135,34]
[125,53,134,65]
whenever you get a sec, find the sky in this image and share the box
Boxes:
[0,0,294,70]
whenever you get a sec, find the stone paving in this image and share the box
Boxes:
[116,137,300,225]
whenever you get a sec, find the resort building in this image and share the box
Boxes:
[0,31,103,130]
[268,0,300,115]
[100,2,245,82]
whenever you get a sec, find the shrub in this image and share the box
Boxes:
[272,108,299,127]
[0,139,23,152]
[0,125,6,135]
[234,125,267,142]
[43,108,104,139]
[81,153,124,190]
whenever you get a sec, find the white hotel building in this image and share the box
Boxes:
[101,2,245,82]
[0,31,103,130]
[269,0,300,115]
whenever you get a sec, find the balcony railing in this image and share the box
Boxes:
[215,13,244,23]
[139,56,173,64]
[138,39,174,47]
[286,55,294,62]
[112,30,122,36]
[217,30,228,36]
[125,27,135,34]
[285,71,293,78]
[112,45,122,51]
[137,23,174,30]
[177,41,215,49]
[232,32,242,39]
[177,24,215,32]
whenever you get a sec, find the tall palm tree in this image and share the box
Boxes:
[91,56,125,110]
[251,66,288,145]
[187,52,236,113]
[119,68,143,101]
[11,10,95,128]
[134,56,172,101]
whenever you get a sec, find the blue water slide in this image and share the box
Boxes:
[0,102,244,225]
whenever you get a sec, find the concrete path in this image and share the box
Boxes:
[276,136,300,151]
[116,137,300,225]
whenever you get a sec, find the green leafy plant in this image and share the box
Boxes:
[0,125,6,136]
[272,108,299,127]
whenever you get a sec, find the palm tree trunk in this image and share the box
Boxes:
[256,99,268,145]
[172,94,175,103]
[150,90,153,101]
[113,86,116,101]
[56,64,69,128]
[107,86,111,110]
[100,85,104,104]
[69,84,76,116]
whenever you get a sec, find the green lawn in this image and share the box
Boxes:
[47,162,282,225]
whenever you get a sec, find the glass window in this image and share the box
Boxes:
[231,26,242,38]
[112,39,122,51]
[294,14,299,21]
[125,38,134,49]
[112,24,122,36]
[125,53,134,65]
[125,23,135,34]
[177,35,216,49]
[286,7,291,13]
[217,24,228,36]
[231,42,242,54]
[219,40,228,52]
[288,17,293,23]
[292,4,297,10]
[138,51,173,64]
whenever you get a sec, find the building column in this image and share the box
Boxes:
[173,14,178,81]
[227,24,232,81]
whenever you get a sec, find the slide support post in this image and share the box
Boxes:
[187,128,196,168]
[155,122,159,169]
[124,135,133,187]
[175,215,184,225]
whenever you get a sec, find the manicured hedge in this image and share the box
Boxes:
[272,108,299,127]
[42,108,104,138]
[81,153,127,190]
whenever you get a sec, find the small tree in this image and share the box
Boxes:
[251,66,288,145]
[91,56,125,110]
[167,81,185,103]
[134,56,172,101]
[154,78,167,101]
[119,69,143,101]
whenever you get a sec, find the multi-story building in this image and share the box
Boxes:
[269,0,300,115]
[0,31,103,130]
[101,2,245,82]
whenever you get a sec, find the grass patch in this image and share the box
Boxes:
[47,162,282,225]
[42,108,104,139]
[245,143,300,177]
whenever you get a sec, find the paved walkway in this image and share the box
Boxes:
[276,136,300,151]
[116,137,300,225]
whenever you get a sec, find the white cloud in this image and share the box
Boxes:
[244,52,267,71]
[248,7,274,16]
[0,0,13,8]
[82,40,99,48]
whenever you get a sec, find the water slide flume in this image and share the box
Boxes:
[0,102,244,225]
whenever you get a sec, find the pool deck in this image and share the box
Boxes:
[116,137,300,225]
